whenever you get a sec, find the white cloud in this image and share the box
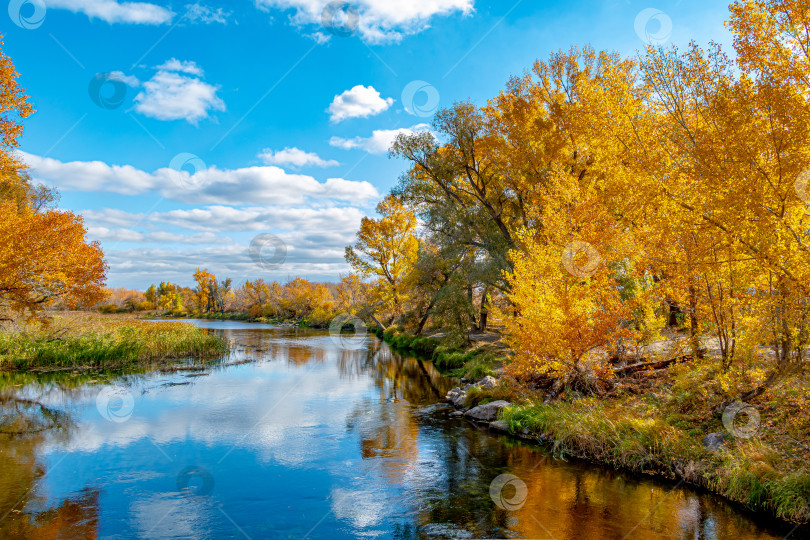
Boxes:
[182,2,230,24]
[78,205,371,287]
[87,227,231,244]
[155,206,365,233]
[108,71,141,87]
[46,0,175,25]
[88,205,368,233]
[102,243,352,287]
[19,152,379,205]
[258,147,339,168]
[133,65,224,124]
[327,85,394,123]
[155,58,204,76]
[329,124,430,154]
[306,31,331,44]
[255,0,475,43]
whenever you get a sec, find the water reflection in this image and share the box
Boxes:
[0,323,802,539]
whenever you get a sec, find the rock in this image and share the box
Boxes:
[445,387,467,408]
[421,523,474,539]
[464,400,512,422]
[489,420,509,433]
[450,410,464,417]
[702,432,728,451]
[477,375,498,389]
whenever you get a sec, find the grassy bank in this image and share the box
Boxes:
[474,355,810,525]
[378,325,809,524]
[499,399,810,524]
[0,313,228,371]
[376,326,502,380]
[157,310,331,327]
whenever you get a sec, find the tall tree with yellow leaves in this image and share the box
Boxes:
[345,195,418,325]
[0,37,106,319]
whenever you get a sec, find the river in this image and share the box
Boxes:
[0,320,800,539]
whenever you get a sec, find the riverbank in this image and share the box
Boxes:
[0,313,227,371]
[373,326,505,380]
[378,326,810,525]
[155,311,326,328]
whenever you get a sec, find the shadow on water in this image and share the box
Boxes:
[0,321,805,539]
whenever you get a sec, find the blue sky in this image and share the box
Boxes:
[5,0,732,289]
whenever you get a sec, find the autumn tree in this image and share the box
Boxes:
[192,269,216,313]
[345,195,418,325]
[0,39,106,319]
[0,199,107,317]
[0,34,33,174]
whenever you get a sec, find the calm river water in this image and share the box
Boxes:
[0,321,802,539]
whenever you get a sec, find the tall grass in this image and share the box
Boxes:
[380,326,499,379]
[0,318,227,371]
[500,399,810,523]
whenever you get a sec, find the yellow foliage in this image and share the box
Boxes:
[0,201,107,317]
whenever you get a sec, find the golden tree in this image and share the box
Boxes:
[0,201,107,317]
[192,268,216,313]
[345,195,418,324]
[0,34,33,174]
[0,38,106,318]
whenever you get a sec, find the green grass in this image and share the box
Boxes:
[0,319,227,371]
[380,327,499,379]
[498,397,810,524]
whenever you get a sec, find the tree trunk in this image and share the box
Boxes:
[370,314,387,331]
[416,302,433,336]
[477,286,490,332]
[667,300,682,327]
[467,285,478,329]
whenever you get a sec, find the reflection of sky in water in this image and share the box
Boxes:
[24,330,441,539]
[1,324,799,539]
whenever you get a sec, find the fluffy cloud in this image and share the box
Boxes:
[155,58,204,76]
[108,71,140,87]
[182,2,230,24]
[329,124,430,154]
[258,147,339,168]
[103,243,352,287]
[46,0,175,25]
[87,227,231,244]
[327,85,394,123]
[84,205,366,233]
[78,205,369,287]
[20,152,378,205]
[96,230,356,287]
[133,61,224,124]
[256,0,475,43]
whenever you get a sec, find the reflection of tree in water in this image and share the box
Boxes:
[337,341,455,403]
[412,422,787,539]
[0,384,101,539]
